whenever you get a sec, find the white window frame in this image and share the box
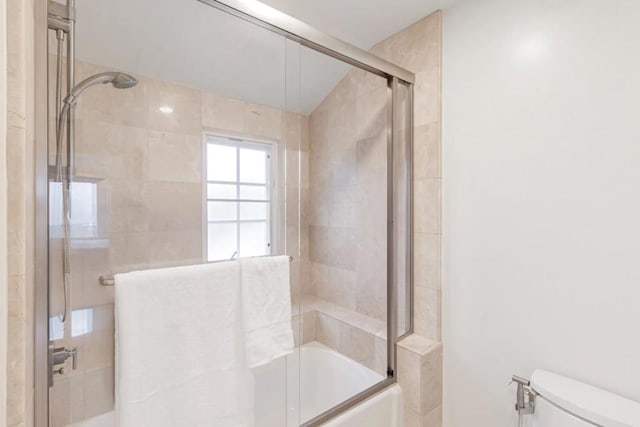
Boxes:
[202,130,279,262]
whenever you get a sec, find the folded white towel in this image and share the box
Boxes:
[114,261,254,427]
[239,255,294,369]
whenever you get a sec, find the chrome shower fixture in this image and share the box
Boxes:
[63,71,138,106]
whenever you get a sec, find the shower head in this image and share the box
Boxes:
[64,71,138,105]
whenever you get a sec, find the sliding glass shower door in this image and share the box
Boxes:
[39,0,413,426]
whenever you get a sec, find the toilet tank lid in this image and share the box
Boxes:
[530,370,640,427]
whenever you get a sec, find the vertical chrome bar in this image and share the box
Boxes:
[386,77,398,377]
[35,0,50,424]
[66,0,75,182]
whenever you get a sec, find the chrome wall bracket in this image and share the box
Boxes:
[512,375,536,415]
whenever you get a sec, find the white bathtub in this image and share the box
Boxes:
[69,341,402,427]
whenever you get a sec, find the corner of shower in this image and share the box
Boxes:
[34,0,414,426]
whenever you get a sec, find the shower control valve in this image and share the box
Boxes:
[52,346,78,371]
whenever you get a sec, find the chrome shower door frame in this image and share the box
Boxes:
[33,0,415,425]
[196,1,415,425]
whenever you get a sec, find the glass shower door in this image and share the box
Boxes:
[46,0,303,425]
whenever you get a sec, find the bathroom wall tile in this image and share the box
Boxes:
[356,184,387,234]
[339,322,375,369]
[317,267,356,310]
[309,226,329,264]
[293,311,317,347]
[50,377,72,427]
[84,320,115,371]
[83,366,115,419]
[147,182,202,231]
[374,334,388,376]
[106,180,148,234]
[398,337,442,416]
[147,79,201,135]
[107,231,149,274]
[245,103,282,140]
[148,130,202,183]
[328,198,356,229]
[75,120,149,181]
[327,227,356,271]
[414,67,441,127]
[414,232,441,291]
[414,123,441,180]
[201,91,246,133]
[75,61,149,128]
[356,87,388,141]
[398,343,423,414]
[388,12,441,74]
[414,178,441,234]
[316,312,340,350]
[421,344,443,414]
[308,184,329,227]
[356,134,387,189]
[7,230,25,277]
[6,126,26,234]
[422,406,443,427]
[414,287,441,344]
[148,229,203,267]
[310,262,328,294]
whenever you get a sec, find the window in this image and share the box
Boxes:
[205,134,275,262]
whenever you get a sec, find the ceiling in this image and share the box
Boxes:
[75,0,449,114]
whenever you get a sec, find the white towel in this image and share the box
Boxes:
[114,261,254,427]
[239,256,294,369]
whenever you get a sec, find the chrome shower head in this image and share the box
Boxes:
[65,71,138,104]
[111,73,139,89]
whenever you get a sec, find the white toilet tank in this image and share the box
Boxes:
[529,370,640,427]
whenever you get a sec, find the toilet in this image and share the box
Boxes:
[529,370,640,426]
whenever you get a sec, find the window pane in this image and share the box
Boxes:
[239,202,268,220]
[239,148,267,184]
[207,201,237,221]
[239,185,267,200]
[207,183,237,199]
[239,222,268,257]
[208,223,237,261]
[207,143,237,181]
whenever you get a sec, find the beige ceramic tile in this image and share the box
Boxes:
[147,182,202,231]
[414,287,441,342]
[356,87,388,141]
[414,123,441,179]
[316,312,340,350]
[83,367,115,418]
[148,229,202,267]
[339,322,375,369]
[245,103,282,140]
[75,120,148,181]
[147,79,201,135]
[421,344,443,414]
[309,226,329,264]
[327,227,356,271]
[414,178,441,234]
[201,91,246,133]
[317,267,356,310]
[107,231,149,274]
[148,130,202,183]
[414,232,441,291]
[414,67,441,128]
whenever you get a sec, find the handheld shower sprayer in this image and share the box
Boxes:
[54,71,138,323]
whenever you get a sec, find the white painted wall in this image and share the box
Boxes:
[442,0,640,426]
[1,0,8,423]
